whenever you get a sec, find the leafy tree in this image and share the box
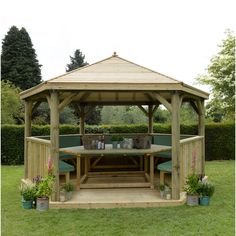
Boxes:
[153,107,170,123]
[32,103,79,125]
[1,26,42,90]
[66,49,88,72]
[1,80,24,124]
[196,30,235,121]
[101,106,147,125]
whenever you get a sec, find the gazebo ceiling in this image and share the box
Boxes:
[20,53,209,103]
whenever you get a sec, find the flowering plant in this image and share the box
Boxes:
[198,176,215,197]
[19,179,36,201]
[36,175,55,198]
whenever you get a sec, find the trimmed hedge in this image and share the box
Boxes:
[1,123,234,164]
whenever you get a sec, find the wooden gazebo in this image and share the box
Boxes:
[20,53,209,202]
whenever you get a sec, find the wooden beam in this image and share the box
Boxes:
[46,94,51,109]
[115,92,119,101]
[150,92,172,112]
[50,91,60,201]
[137,105,148,116]
[79,92,91,102]
[24,100,33,178]
[32,101,42,115]
[190,101,199,114]
[79,105,85,135]
[152,104,159,114]
[171,91,180,200]
[197,99,205,175]
[148,105,153,133]
[179,95,184,109]
[144,93,155,102]
[58,93,77,112]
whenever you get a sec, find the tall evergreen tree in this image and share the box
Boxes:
[66,49,101,124]
[66,49,88,72]
[1,26,42,90]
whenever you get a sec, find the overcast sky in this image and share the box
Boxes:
[1,0,235,93]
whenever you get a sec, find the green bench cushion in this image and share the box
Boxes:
[157,160,172,172]
[156,151,172,159]
[59,160,75,173]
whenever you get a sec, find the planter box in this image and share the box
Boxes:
[22,199,33,209]
[36,197,49,211]
[200,196,210,206]
[186,195,199,206]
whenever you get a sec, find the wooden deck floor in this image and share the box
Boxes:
[51,173,186,209]
[50,188,186,209]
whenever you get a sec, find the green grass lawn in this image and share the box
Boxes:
[1,161,235,236]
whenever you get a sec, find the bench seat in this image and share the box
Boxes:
[59,160,75,183]
[157,160,172,185]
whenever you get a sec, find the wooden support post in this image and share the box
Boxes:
[171,91,180,200]
[149,154,154,189]
[198,99,205,175]
[50,91,60,201]
[76,155,81,189]
[148,105,153,134]
[79,105,85,135]
[24,100,33,179]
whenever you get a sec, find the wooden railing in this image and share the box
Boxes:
[179,136,204,190]
[26,137,51,180]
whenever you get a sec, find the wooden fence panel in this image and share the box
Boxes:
[180,136,204,190]
[26,137,51,180]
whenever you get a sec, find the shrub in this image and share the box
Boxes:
[1,122,234,164]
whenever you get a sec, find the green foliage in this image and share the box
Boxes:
[1,80,24,124]
[61,182,74,192]
[159,184,165,191]
[1,123,234,165]
[184,173,201,195]
[205,122,235,160]
[101,106,147,125]
[66,49,88,72]
[19,180,36,201]
[1,26,42,90]
[32,102,79,125]
[196,30,235,121]
[111,135,119,141]
[198,181,215,197]
[36,175,55,198]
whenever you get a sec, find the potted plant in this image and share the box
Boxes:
[198,181,215,206]
[164,185,171,200]
[111,135,119,149]
[159,184,165,199]
[61,182,74,201]
[35,175,55,211]
[117,135,124,148]
[184,173,201,206]
[19,179,36,209]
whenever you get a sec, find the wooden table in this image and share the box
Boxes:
[60,144,171,190]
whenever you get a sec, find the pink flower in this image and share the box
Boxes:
[47,156,53,176]
[191,149,197,172]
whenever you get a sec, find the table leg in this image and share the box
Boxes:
[76,154,81,190]
[149,154,154,189]
[140,156,143,171]
[144,155,148,173]
[84,155,88,175]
